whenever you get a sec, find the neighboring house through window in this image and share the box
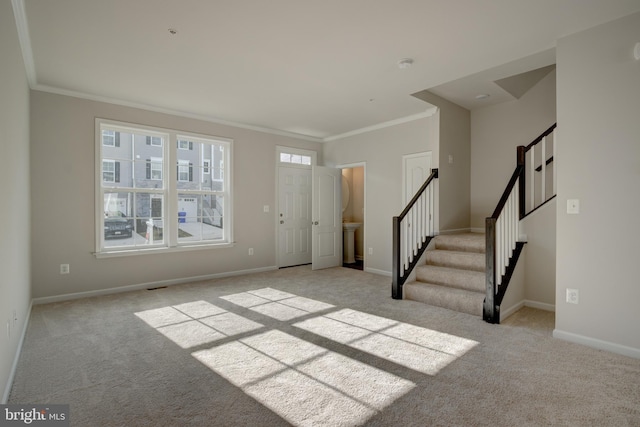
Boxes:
[96,119,233,255]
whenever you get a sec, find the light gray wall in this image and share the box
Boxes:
[470,70,556,229]
[520,199,556,308]
[30,91,321,299]
[555,11,640,355]
[413,92,471,232]
[0,1,31,402]
[323,115,439,274]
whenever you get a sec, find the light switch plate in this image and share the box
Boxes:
[567,199,580,214]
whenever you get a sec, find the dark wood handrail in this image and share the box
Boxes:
[490,165,523,219]
[397,169,438,221]
[524,123,556,151]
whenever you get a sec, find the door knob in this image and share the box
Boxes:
[314,221,319,225]
[280,220,284,224]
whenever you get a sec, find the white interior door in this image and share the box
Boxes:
[278,166,312,267]
[312,166,342,270]
[403,152,432,205]
[402,152,432,267]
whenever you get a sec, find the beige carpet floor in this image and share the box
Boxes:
[9,266,640,426]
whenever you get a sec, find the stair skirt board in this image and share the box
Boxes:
[404,233,487,317]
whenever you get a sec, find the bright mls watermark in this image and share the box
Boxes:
[1,405,69,427]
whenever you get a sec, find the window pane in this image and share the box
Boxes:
[133,135,164,187]
[177,194,224,243]
[301,155,311,165]
[280,153,291,163]
[136,193,165,245]
[103,192,135,248]
[291,154,302,164]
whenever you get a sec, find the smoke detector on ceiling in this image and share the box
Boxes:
[397,58,414,69]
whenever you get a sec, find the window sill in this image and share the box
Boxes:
[94,242,235,258]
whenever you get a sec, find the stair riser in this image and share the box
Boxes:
[404,284,484,317]
[425,252,485,272]
[416,268,484,293]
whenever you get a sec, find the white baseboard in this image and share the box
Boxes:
[364,267,391,277]
[553,329,640,360]
[501,299,556,322]
[2,301,33,404]
[470,227,485,234]
[32,266,278,305]
[500,301,525,321]
[524,300,555,312]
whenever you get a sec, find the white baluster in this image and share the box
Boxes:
[541,136,546,205]
[552,131,557,196]
[530,146,535,212]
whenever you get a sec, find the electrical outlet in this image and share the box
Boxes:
[60,264,70,274]
[263,205,269,213]
[368,247,373,255]
[566,288,579,304]
[248,248,254,256]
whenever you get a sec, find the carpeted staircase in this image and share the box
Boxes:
[404,233,486,316]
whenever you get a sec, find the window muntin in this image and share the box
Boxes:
[97,120,232,254]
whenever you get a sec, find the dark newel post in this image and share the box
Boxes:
[517,146,526,219]
[392,216,402,299]
[483,218,497,323]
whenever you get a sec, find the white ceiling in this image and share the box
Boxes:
[16,0,640,141]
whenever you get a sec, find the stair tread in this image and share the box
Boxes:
[406,280,485,295]
[434,233,486,253]
[416,264,484,274]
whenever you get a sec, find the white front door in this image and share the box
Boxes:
[312,166,342,270]
[278,166,312,267]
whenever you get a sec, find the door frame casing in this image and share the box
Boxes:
[337,162,366,270]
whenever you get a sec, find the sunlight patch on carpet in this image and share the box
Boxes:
[294,309,478,375]
[193,330,415,426]
[221,288,335,320]
[135,301,263,349]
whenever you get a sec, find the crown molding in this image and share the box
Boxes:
[322,107,438,142]
[12,0,36,87]
[32,83,325,142]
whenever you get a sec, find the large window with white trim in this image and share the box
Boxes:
[96,119,232,254]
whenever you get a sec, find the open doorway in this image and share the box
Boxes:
[339,164,365,271]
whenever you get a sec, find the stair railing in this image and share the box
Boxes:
[484,124,556,323]
[392,168,438,299]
